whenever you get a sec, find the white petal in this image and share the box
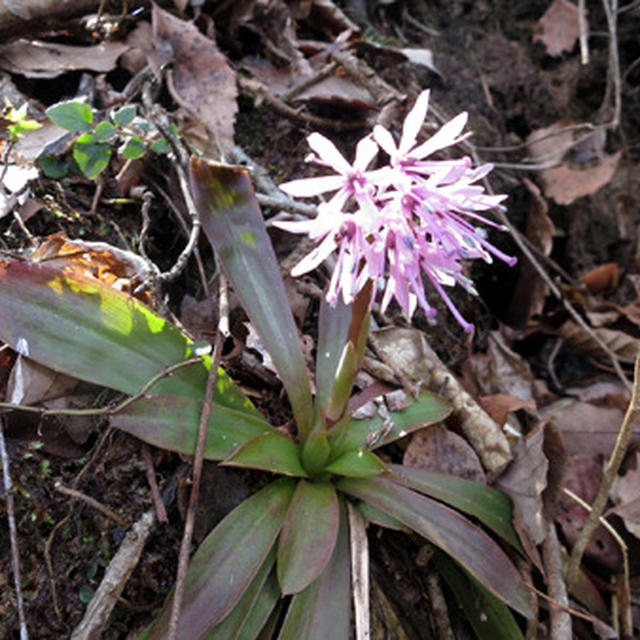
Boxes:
[290,234,336,276]
[272,219,313,234]
[354,135,379,170]
[280,175,344,197]
[411,112,468,159]
[307,133,352,174]
[400,90,430,154]
[372,125,398,158]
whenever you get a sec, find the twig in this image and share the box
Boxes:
[426,572,455,640]
[0,357,204,418]
[542,526,572,639]
[578,0,590,65]
[54,481,128,527]
[348,502,370,640]
[137,189,155,263]
[168,279,226,639]
[70,509,156,640]
[281,62,338,103]
[601,0,621,129]
[142,445,168,523]
[257,193,317,218]
[0,417,28,640]
[566,354,640,589]
[563,487,631,636]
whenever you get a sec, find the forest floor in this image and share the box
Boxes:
[1,0,640,638]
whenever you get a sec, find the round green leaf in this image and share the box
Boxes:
[150,138,171,154]
[121,136,147,159]
[73,140,112,179]
[46,100,93,132]
[94,121,117,142]
[112,104,136,127]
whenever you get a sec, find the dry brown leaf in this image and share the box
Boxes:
[557,319,639,363]
[6,356,79,406]
[487,331,537,402]
[581,262,623,295]
[509,178,554,326]
[0,40,129,78]
[610,449,640,539]
[538,398,628,456]
[478,394,536,429]
[403,425,485,483]
[533,0,584,56]
[31,233,155,302]
[153,5,238,150]
[557,454,622,572]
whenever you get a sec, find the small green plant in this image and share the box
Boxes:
[42,100,173,179]
[1,99,42,142]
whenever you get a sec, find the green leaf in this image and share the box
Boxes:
[301,429,331,476]
[73,136,112,179]
[388,464,524,553]
[278,498,350,640]
[147,478,296,638]
[236,570,281,640]
[357,501,409,531]
[150,138,171,154]
[329,390,451,458]
[277,481,339,595]
[46,100,93,132]
[111,394,276,460]
[204,550,276,640]
[112,104,136,127]
[189,158,314,438]
[39,155,70,179]
[223,433,307,477]
[325,450,387,478]
[434,552,525,640]
[122,136,147,159]
[94,121,117,142]
[0,262,263,454]
[131,116,154,133]
[315,295,351,415]
[337,476,533,619]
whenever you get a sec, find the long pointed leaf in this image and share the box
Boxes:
[147,478,296,639]
[189,158,314,436]
[388,464,524,553]
[278,499,350,640]
[237,569,281,640]
[328,390,451,458]
[337,476,533,619]
[277,481,339,595]
[111,395,276,460]
[205,549,276,640]
[223,433,307,477]
[315,294,351,414]
[0,261,258,410]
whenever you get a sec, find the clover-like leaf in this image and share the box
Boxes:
[46,100,93,132]
[122,136,147,159]
[112,104,136,127]
[73,134,112,179]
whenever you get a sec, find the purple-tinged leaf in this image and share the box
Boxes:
[278,481,339,595]
[315,294,351,414]
[147,478,296,639]
[111,395,276,460]
[189,158,314,437]
[223,433,307,477]
[278,499,350,640]
[337,476,533,618]
[329,390,451,458]
[204,549,276,640]
[357,501,409,532]
[301,429,331,475]
[325,450,388,478]
[434,552,525,640]
[388,464,524,553]
[236,570,281,640]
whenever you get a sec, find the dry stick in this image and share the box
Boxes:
[142,445,168,523]
[348,502,370,640]
[563,487,632,637]
[601,0,622,129]
[70,509,156,640]
[425,572,455,640]
[168,315,225,638]
[566,355,640,591]
[0,417,28,640]
[542,526,572,640]
[578,0,590,65]
[54,481,129,527]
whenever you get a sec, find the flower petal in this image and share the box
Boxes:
[291,234,337,276]
[372,125,398,158]
[399,90,430,154]
[410,112,469,160]
[307,133,352,174]
[354,135,379,171]
[280,175,345,197]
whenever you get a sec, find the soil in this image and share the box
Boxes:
[1,0,640,638]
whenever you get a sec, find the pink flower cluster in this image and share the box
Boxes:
[275,90,515,332]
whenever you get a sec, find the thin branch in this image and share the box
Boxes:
[542,526,572,639]
[566,354,640,589]
[142,445,168,523]
[54,481,129,527]
[0,417,28,640]
[168,278,226,639]
[601,0,622,129]
[578,0,590,64]
[348,502,370,640]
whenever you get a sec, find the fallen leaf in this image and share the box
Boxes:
[533,0,584,57]
[5,356,79,406]
[403,425,486,483]
[611,449,640,539]
[153,5,238,149]
[478,394,536,429]
[0,40,129,78]
[557,319,639,363]
[487,331,537,402]
[581,263,623,295]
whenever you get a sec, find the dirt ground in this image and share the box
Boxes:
[1,0,640,638]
